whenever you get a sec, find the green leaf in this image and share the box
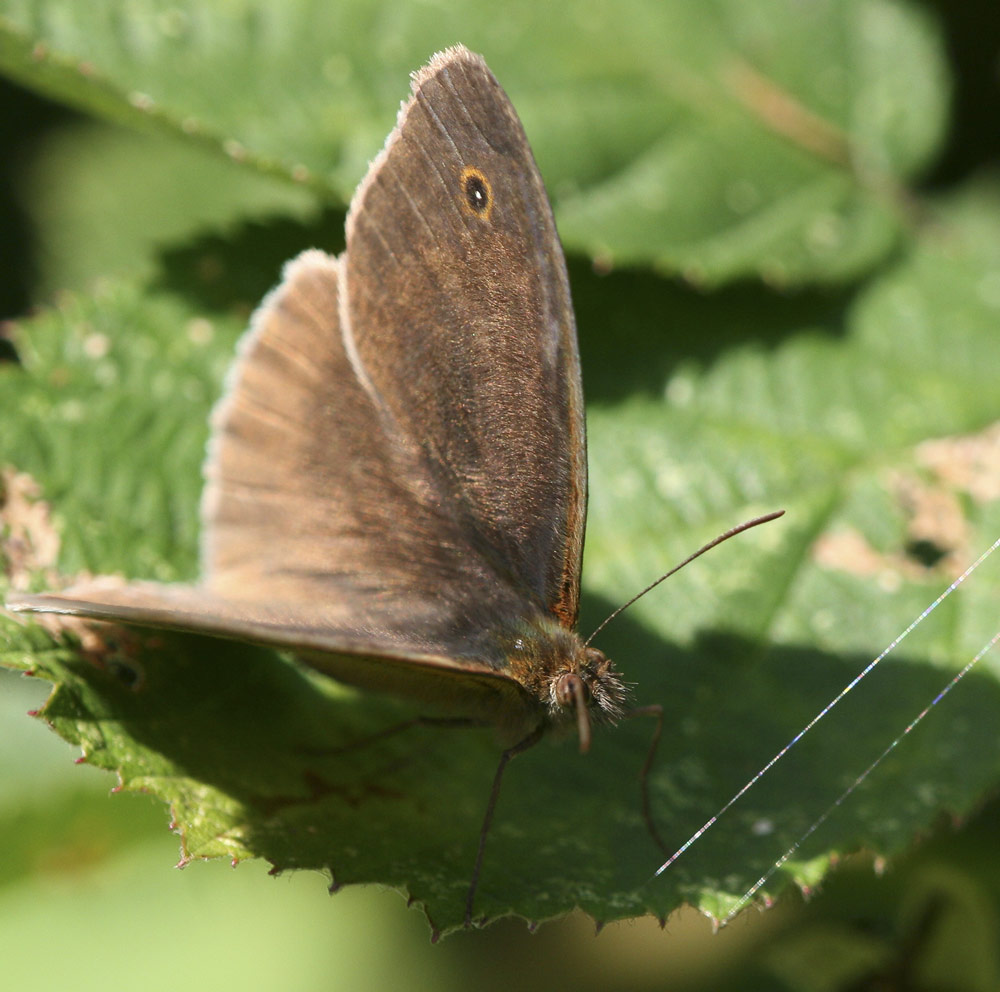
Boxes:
[0,0,949,285]
[0,285,239,579]
[2,180,998,936]
[21,123,317,297]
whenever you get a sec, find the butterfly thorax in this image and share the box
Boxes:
[501,619,628,731]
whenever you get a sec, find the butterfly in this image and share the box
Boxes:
[6,46,648,923]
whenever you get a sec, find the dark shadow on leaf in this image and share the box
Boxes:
[152,207,347,315]
[569,255,861,403]
[0,75,77,323]
[0,333,19,365]
[31,602,1000,935]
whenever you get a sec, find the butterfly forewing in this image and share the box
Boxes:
[342,49,586,628]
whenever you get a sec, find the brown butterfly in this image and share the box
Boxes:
[7,46,777,923]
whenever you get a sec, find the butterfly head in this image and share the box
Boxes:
[506,623,628,753]
[552,645,628,753]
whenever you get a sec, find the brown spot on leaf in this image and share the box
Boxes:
[1,466,60,588]
[813,422,1000,581]
[890,471,967,572]
[916,421,1000,506]
[813,528,910,588]
[1,466,146,673]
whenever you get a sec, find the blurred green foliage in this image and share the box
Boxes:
[1,0,999,986]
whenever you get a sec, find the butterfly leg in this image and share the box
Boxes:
[625,703,666,853]
[465,723,545,926]
[301,715,485,758]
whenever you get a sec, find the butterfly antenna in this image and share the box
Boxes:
[585,510,784,646]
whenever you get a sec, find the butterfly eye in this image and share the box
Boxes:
[459,166,493,219]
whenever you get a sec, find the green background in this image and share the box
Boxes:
[2,0,999,987]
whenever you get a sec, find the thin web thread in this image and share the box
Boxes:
[653,534,1000,882]
[718,626,1000,923]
